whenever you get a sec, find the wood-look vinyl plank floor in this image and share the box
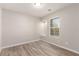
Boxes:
[0,40,79,56]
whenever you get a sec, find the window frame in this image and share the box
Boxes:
[50,17,60,36]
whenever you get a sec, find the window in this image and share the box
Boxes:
[50,17,60,36]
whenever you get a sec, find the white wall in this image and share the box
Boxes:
[41,4,79,52]
[2,9,40,48]
[0,8,2,50]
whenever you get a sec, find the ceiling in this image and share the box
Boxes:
[0,3,72,18]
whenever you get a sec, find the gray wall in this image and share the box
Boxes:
[41,4,79,52]
[2,9,40,48]
[0,8,2,50]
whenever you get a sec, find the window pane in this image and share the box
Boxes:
[50,17,60,36]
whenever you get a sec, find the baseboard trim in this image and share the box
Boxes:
[42,40,79,55]
[1,39,41,50]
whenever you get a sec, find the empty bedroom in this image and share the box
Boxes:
[0,3,79,56]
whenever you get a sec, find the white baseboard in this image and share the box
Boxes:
[42,40,79,55]
[1,39,41,50]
